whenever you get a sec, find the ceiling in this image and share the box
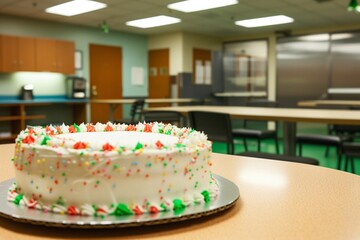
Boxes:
[0,0,359,38]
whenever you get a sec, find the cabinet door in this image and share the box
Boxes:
[18,36,36,71]
[0,35,18,72]
[35,38,57,72]
[56,40,75,74]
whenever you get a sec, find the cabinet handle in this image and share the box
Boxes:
[91,85,98,99]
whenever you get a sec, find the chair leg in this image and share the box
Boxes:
[274,138,279,154]
[298,143,303,156]
[351,157,355,174]
[257,139,261,152]
[243,139,248,151]
[325,146,330,157]
[337,148,342,170]
[344,156,349,171]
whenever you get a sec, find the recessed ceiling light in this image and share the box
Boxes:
[126,15,181,29]
[235,15,294,28]
[45,0,107,17]
[168,0,238,13]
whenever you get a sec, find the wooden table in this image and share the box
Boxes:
[91,98,199,122]
[298,100,360,108]
[1,143,360,239]
[145,106,360,156]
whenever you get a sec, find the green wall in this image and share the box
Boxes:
[0,14,148,98]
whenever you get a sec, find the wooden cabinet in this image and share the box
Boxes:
[0,34,75,74]
[35,38,75,74]
[0,35,36,72]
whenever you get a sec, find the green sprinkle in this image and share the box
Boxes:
[113,164,119,169]
[62,172,66,177]
[80,152,84,156]
[56,197,65,206]
[11,158,14,162]
[96,180,100,185]
[146,162,152,167]
[111,203,133,216]
[163,162,168,167]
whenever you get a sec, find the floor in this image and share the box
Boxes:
[212,139,360,176]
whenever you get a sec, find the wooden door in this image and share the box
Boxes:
[90,44,122,123]
[148,49,170,107]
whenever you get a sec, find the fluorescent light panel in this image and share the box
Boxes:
[168,0,238,13]
[235,15,294,28]
[126,15,181,29]
[45,0,107,17]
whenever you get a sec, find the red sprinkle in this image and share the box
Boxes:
[67,206,78,215]
[149,206,159,213]
[68,126,77,133]
[126,125,137,131]
[143,124,152,132]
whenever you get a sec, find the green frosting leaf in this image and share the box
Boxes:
[201,190,211,203]
[14,194,23,205]
[41,135,51,145]
[173,199,186,211]
[73,123,81,132]
[112,203,133,216]
[133,142,143,152]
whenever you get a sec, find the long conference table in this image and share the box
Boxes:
[298,100,360,108]
[1,143,360,239]
[91,98,198,122]
[144,105,360,156]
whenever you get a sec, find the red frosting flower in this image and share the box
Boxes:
[143,124,152,133]
[102,143,115,151]
[155,140,164,149]
[68,125,77,133]
[74,141,87,149]
[22,135,35,144]
[27,128,35,135]
[133,205,143,215]
[104,124,114,132]
[56,126,62,134]
[45,126,55,136]
[126,125,137,131]
[86,124,96,132]
[67,206,78,215]
[149,206,159,214]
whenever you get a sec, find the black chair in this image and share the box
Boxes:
[143,110,182,126]
[232,100,279,153]
[296,134,349,170]
[115,99,145,124]
[188,111,236,154]
[239,151,319,165]
[342,142,360,173]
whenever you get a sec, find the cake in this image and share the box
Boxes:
[8,122,218,216]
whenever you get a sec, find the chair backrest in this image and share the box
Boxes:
[143,111,182,126]
[130,99,145,123]
[188,111,234,153]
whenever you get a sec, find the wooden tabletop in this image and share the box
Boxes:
[91,98,198,104]
[145,105,360,125]
[1,143,360,239]
[298,100,360,108]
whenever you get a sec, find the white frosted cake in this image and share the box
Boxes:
[8,122,218,216]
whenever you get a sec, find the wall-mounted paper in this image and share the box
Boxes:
[204,60,212,85]
[131,67,144,86]
[195,60,204,84]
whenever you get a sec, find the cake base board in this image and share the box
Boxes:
[0,175,239,228]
